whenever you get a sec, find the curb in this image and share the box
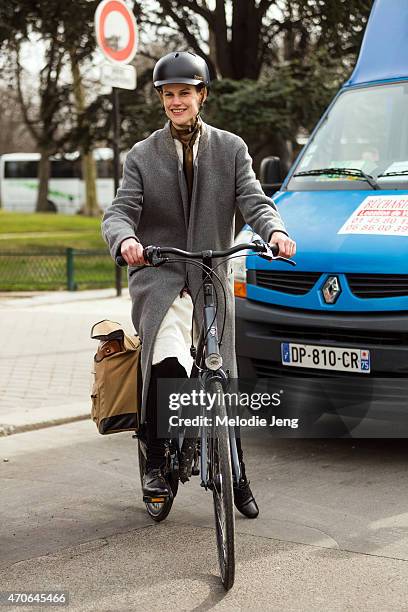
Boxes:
[0,414,90,437]
[0,288,130,309]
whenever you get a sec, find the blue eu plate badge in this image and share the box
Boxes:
[281,343,291,363]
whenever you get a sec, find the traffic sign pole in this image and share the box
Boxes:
[95,0,139,296]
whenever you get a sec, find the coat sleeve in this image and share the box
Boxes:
[235,142,288,242]
[101,148,143,260]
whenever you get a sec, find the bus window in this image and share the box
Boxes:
[4,160,38,179]
[50,159,81,179]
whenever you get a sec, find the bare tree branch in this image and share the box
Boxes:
[257,0,273,20]
[155,0,213,68]
[15,47,40,143]
[182,0,215,26]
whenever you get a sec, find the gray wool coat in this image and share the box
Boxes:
[102,119,288,422]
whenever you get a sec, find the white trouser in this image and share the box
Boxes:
[152,292,198,375]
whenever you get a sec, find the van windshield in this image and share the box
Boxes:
[288,82,408,191]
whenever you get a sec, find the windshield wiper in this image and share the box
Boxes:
[293,167,380,190]
[378,170,408,177]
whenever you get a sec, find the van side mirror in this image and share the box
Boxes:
[259,156,282,194]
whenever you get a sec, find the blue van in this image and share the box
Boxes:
[235,0,408,425]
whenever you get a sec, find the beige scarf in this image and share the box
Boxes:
[170,118,201,204]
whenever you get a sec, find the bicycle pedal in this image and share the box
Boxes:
[143,495,168,503]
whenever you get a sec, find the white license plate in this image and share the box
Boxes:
[281,342,371,373]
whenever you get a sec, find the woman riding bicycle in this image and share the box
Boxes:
[102,51,296,518]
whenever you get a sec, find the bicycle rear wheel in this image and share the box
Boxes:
[208,379,235,590]
[137,439,177,522]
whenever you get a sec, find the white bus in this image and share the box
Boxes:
[0,148,116,214]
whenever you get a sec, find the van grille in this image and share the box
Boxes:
[347,274,408,298]
[256,323,405,346]
[253,270,321,295]
[250,271,408,299]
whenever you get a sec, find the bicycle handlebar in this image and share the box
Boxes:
[116,240,295,267]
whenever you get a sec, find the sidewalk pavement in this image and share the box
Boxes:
[0,289,134,435]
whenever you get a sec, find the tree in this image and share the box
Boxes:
[1,3,64,210]
[60,1,101,216]
[133,0,373,80]
[1,2,75,211]
[0,0,106,214]
[0,80,37,154]
[15,40,72,211]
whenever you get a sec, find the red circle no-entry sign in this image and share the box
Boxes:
[95,0,138,64]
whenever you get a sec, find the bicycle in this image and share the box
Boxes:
[117,239,295,590]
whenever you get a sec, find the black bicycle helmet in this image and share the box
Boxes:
[153,51,211,89]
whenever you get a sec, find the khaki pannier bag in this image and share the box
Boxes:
[91,319,142,434]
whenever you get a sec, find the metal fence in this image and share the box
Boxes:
[0,249,124,292]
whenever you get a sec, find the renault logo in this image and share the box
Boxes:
[322,275,341,304]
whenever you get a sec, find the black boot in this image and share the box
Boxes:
[143,358,187,500]
[233,460,259,519]
[142,468,170,499]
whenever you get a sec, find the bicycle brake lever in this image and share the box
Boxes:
[273,255,296,267]
[149,251,168,266]
[144,246,169,267]
[256,242,296,266]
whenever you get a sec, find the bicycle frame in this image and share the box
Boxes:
[194,253,242,488]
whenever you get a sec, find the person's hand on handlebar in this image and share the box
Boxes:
[269,231,296,258]
[120,237,147,265]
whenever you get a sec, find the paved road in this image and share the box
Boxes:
[1,291,408,610]
[2,422,408,610]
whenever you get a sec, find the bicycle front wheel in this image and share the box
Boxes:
[208,379,235,590]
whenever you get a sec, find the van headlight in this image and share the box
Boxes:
[231,226,260,298]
